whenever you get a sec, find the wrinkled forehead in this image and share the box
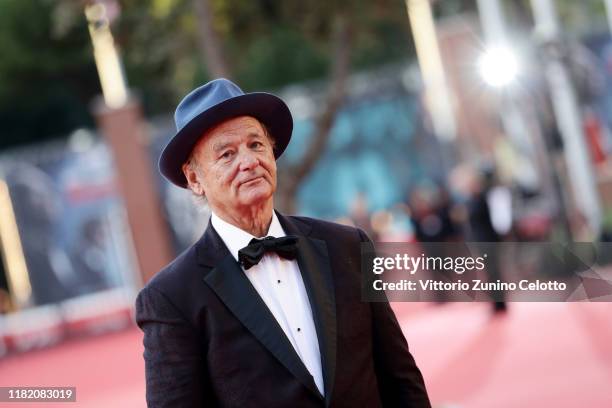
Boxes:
[191,115,269,155]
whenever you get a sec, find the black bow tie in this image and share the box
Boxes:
[238,235,299,270]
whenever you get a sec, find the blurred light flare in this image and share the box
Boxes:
[477,47,520,88]
[85,2,128,109]
[405,0,456,141]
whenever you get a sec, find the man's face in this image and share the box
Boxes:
[183,116,277,213]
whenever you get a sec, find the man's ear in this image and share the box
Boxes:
[182,163,205,196]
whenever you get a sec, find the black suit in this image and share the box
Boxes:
[135,212,430,407]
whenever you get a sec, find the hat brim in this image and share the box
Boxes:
[159,92,293,188]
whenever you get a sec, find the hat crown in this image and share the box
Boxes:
[160,78,293,188]
[174,78,244,132]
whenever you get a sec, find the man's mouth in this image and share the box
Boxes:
[240,176,263,186]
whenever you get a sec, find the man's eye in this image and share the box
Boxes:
[251,141,263,148]
[221,151,233,159]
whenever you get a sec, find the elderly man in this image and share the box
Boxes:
[135,78,430,407]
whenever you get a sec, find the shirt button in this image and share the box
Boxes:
[277,279,281,284]
[297,328,301,332]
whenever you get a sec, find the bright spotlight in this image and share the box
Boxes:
[477,47,520,88]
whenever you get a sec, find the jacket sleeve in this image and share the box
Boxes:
[135,285,212,407]
[357,229,432,408]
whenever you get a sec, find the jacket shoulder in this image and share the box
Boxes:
[289,215,368,242]
[135,239,214,326]
[139,243,199,297]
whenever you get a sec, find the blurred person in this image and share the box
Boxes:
[135,79,430,407]
[408,183,460,243]
[408,183,461,303]
[449,165,500,241]
[371,205,415,242]
[388,203,416,242]
[484,174,513,240]
[513,184,553,241]
[451,165,507,314]
[370,209,393,242]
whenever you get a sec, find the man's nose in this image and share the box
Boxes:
[238,149,258,171]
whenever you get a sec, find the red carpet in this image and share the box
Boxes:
[0,328,145,407]
[1,302,611,407]
[396,302,612,408]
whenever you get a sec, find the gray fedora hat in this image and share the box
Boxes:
[159,78,293,188]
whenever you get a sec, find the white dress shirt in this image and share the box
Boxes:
[210,212,324,396]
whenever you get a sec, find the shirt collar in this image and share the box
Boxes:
[210,211,286,261]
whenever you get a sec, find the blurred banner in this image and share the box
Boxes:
[280,64,438,218]
[0,137,137,308]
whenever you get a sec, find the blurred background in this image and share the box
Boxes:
[0,0,611,407]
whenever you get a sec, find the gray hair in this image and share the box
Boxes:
[184,154,208,207]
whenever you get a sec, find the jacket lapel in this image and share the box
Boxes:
[277,213,337,407]
[196,220,323,399]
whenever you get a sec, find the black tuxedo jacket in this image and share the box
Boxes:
[135,213,430,407]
